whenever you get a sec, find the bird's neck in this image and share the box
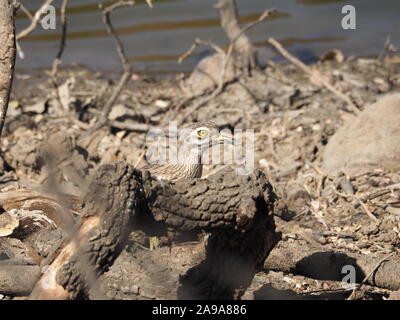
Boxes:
[177,145,202,165]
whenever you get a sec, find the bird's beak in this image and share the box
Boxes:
[216,135,235,145]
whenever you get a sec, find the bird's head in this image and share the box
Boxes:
[178,122,234,160]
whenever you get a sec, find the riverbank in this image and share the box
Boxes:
[1,52,400,299]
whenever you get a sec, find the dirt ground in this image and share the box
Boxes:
[1,52,400,300]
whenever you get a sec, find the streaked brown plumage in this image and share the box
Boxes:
[140,122,233,181]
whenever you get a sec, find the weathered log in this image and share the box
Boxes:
[141,168,279,299]
[178,202,277,299]
[26,163,277,299]
[29,162,140,299]
[141,168,274,232]
[0,189,80,240]
[265,239,400,290]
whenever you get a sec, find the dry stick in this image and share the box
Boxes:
[14,1,31,59]
[18,2,33,20]
[353,183,400,207]
[88,0,134,134]
[50,0,69,113]
[15,0,55,60]
[51,0,68,78]
[16,0,54,40]
[109,120,151,132]
[177,9,275,125]
[357,198,379,223]
[0,0,17,139]
[178,38,225,64]
[332,186,379,222]
[268,37,360,114]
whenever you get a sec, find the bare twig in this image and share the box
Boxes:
[50,0,69,112]
[178,38,224,64]
[268,37,360,114]
[332,185,379,222]
[16,0,55,40]
[18,2,33,20]
[51,0,68,78]
[353,183,400,207]
[357,198,379,222]
[88,0,134,134]
[110,120,151,132]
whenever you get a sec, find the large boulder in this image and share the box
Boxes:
[322,93,400,175]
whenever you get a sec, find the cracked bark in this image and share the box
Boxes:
[0,0,16,138]
[26,163,278,299]
[29,162,141,299]
[265,239,400,291]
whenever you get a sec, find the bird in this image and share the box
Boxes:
[139,121,234,181]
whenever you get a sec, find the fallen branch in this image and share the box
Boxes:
[265,239,400,290]
[353,183,400,208]
[268,37,360,114]
[348,252,395,299]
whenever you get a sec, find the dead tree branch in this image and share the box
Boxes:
[88,0,134,134]
[176,9,275,125]
[0,0,17,139]
[265,239,400,290]
[51,0,68,78]
[216,0,256,75]
[268,37,360,114]
[16,0,55,41]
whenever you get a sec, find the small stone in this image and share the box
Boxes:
[131,285,140,295]
[154,99,170,109]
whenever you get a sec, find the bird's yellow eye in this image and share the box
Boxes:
[196,129,208,138]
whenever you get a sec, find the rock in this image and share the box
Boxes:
[0,213,19,237]
[322,94,400,175]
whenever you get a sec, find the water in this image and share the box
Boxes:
[15,0,400,75]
